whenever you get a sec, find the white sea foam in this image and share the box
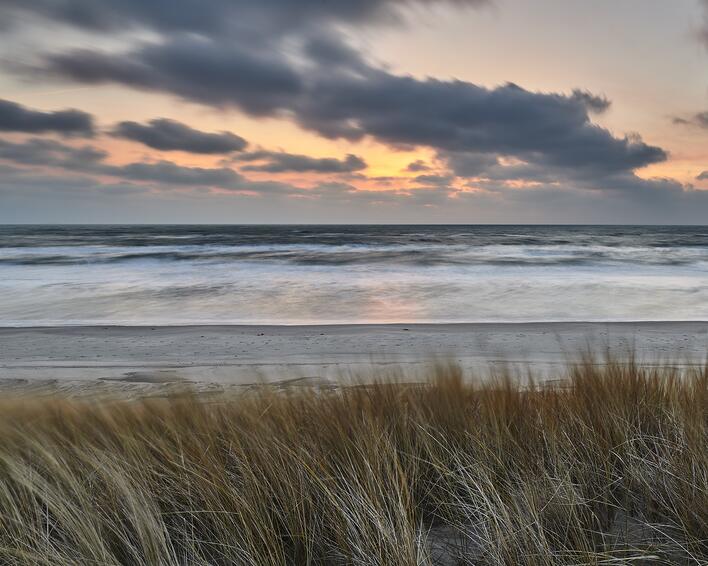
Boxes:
[1,225,707,325]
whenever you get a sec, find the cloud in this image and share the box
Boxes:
[413,174,454,186]
[442,152,500,177]
[0,0,490,36]
[41,39,304,116]
[0,135,311,195]
[405,160,431,172]
[236,151,367,173]
[0,167,144,197]
[673,112,708,129]
[441,147,682,203]
[295,75,666,175]
[1,136,707,224]
[698,0,708,48]
[6,0,665,190]
[0,135,243,188]
[104,161,244,187]
[6,134,671,212]
[570,90,611,114]
[1,0,698,223]
[0,98,94,136]
[31,36,666,182]
[0,137,106,168]
[96,160,307,195]
[302,182,453,207]
[697,171,708,180]
[112,118,248,154]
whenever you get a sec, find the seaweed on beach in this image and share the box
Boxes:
[0,358,705,565]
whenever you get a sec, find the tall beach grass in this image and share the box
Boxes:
[0,358,705,565]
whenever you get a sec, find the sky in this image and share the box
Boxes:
[1,0,708,223]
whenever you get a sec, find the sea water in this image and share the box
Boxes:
[1,225,707,325]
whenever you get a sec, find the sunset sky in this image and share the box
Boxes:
[2,0,708,223]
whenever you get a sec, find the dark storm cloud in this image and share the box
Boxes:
[295,76,666,175]
[570,90,611,114]
[2,0,685,217]
[696,171,708,180]
[442,152,500,177]
[0,0,490,35]
[0,98,94,136]
[7,0,665,183]
[302,32,373,73]
[441,148,681,198]
[112,119,248,154]
[443,150,570,185]
[37,42,666,178]
[43,38,304,116]
[237,151,367,173]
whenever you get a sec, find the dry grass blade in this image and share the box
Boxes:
[0,358,705,565]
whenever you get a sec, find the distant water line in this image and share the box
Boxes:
[0,225,707,325]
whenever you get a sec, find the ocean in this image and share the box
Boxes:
[1,225,707,325]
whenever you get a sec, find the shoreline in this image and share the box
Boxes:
[3,320,708,328]
[1,322,706,396]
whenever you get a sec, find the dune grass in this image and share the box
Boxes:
[0,358,705,565]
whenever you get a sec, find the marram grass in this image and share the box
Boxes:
[0,359,705,565]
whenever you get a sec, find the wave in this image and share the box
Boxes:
[3,226,708,325]
[2,244,708,268]
[2,225,708,250]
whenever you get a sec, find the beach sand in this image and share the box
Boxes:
[1,322,706,397]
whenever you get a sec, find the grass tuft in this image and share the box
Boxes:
[0,358,705,565]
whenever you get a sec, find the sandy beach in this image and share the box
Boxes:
[1,322,706,396]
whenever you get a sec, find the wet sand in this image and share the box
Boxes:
[0,322,706,397]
